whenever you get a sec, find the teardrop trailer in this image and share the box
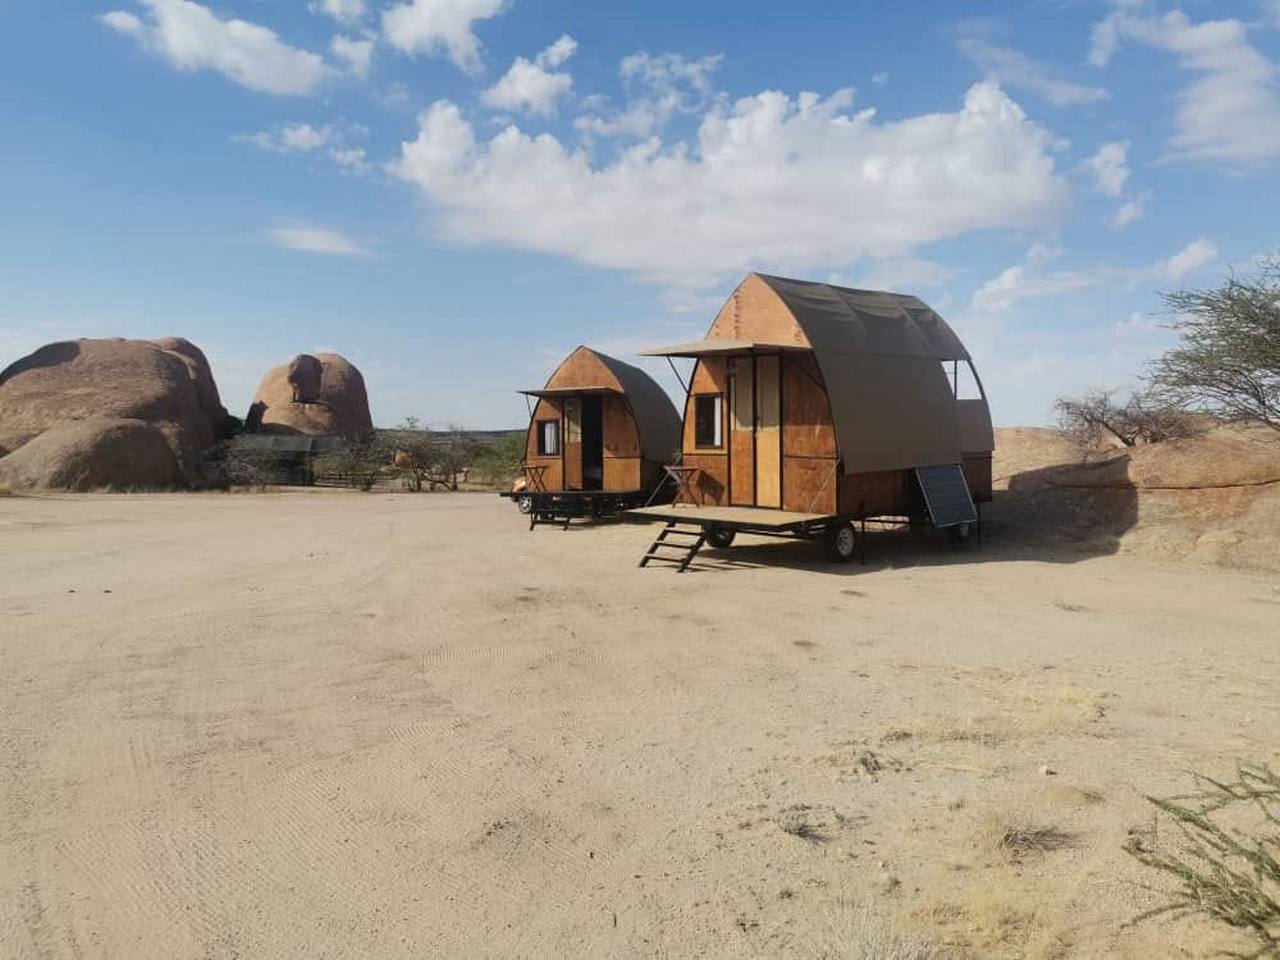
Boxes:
[626,273,995,570]
[503,346,682,528]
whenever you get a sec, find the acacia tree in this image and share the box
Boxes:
[1055,389,1200,450]
[1148,257,1280,431]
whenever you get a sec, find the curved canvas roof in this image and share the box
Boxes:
[755,274,971,361]
[533,347,681,464]
[643,273,993,475]
[593,351,683,464]
[756,275,991,474]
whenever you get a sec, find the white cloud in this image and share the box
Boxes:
[957,29,1108,106]
[381,0,505,75]
[393,82,1067,290]
[971,262,1100,314]
[1162,236,1217,279]
[331,34,374,78]
[236,122,333,153]
[100,0,331,97]
[266,225,371,257]
[969,236,1218,315]
[482,35,577,116]
[1108,194,1148,230]
[309,0,366,25]
[852,258,960,291]
[575,52,723,140]
[1090,8,1280,163]
[870,72,890,86]
[1082,141,1130,196]
[329,146,371,174]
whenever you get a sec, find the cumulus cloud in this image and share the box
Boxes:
[100,0,331,97]
[482,35,577,116]
[852,258,960,292]
[1162,236,1217,279]
[236,122,373,174]
[381,0,505,75]
[1082,141,1130,196]
[575,52,723,140]
[309,0,365,25]
[1090,8,1280,163]
[236,122,333,153]
[392,82,1067,290]
[970,237,1218,315]
[331,34,374,78]
[266,224,371,257]
[957,27,1108,107]
[1108,194,1148,230]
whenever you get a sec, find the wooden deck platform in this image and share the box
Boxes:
[625,503,832,532]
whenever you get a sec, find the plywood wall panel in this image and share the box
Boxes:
[783,457,838,515]
[604,456,641,491]
[603,394,640,457]
[680,453,728,506]
[707,274,809,346]
[838,469,915,518]
[782,354,837,457]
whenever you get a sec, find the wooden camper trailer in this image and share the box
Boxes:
[630,273,995,567]
[510,346,681,527]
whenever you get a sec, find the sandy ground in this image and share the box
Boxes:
[2,490,1278,959]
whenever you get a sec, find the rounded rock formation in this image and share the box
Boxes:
[0,418,183,491]
[246,353,373,441]
[0,337,232,488]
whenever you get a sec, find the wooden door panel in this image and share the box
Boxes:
[730,358,755,505]
[755,355,781,508]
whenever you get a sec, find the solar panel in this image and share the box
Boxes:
[915,464,978,529]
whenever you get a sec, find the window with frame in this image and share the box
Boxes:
[694,394,723,448]
[536,419,560,456]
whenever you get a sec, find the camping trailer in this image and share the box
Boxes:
[628,273,994,567]
[508,345,681,527]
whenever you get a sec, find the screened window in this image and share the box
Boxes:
[940,360,984,401]
[694,394,723,448]
[536,419,560,456]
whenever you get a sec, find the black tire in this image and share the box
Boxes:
[948,521,973,543]
[825,522,857,562]
[516,494,533,514]
[707,527,736,549]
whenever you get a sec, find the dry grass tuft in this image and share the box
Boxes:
[807,902,941,960]
[977,807,1076,859]
[998,823,1076,855]
[777,806,829,844]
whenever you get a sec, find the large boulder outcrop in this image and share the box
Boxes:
[246,353,373,441]
[0,337,233,488]
[0,418,182,491]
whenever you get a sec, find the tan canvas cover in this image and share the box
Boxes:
[591,351,683,464]
[756,275,982,474]
[526,347,681,465]
[646,274,994,475]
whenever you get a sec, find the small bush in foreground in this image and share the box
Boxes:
[1126,763,1280,957]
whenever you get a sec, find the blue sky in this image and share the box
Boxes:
[2,0,1278,429]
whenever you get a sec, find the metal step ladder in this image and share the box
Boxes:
[914,464,978,529]
[639,521,706,572]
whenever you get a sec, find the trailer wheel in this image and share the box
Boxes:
[706,527,736,549]
[948,521,973,543]
[825,522,858,562]
[515,494,533,514]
